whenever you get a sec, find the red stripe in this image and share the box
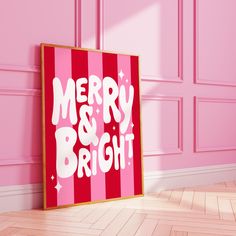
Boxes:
[43,46,57,208]
[130,56,143,195]
[71,49,91,203]
[103,53,121,199]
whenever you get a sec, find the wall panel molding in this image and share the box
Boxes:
[0,64,40,73]
[0,156,41,166]
[194,97,236,152]
[75,0,81,47]
[142,95,183,156]
[96,0,102,50]
[178,0,183,82]
[99,0,183,83]
[141,75,183,83]
[0,88,41,97]
[98,0,104,51]
[194,0,236,87]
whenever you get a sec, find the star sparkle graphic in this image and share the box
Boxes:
[55,182,62,193]
[119,70,124,80]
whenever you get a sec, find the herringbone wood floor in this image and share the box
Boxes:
[1,181,236,235]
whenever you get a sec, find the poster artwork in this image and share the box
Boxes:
[41,44,143,209]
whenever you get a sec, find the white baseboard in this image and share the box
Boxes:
[144,163,236,193]
[0,184,42,213]
[1,164,236,212]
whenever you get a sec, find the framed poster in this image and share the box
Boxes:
[41,44,143,209]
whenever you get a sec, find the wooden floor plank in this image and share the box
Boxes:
[0,227,19,235]
[146,213,236,227]
[230,200,236,220]
[172,225,236,236]
[158,190,173,201]
[163,218,236,231]
[118,213,146,236]
[82,206,109,224]
[72,205,97,221]
[152,224,172,236]
[101,208,134,236]
[171,231,188,236]
[2,210,92,225]
[134,218,157,236]
[169,189,184,205]
[188,232,228,236]
[91,208,122,230]
[205,194,219,218]
[0,227,90,236]
[13,222,101,235]
[0,221,15,231]
[218,198,235,221]
[180,189,194,210]
[192,191,205,213]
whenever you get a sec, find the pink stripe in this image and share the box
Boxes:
[118,55,134,197]
[55,48,74,206]
[88,51,106,201]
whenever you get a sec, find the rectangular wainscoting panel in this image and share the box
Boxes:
[102,0,182,81]
[195,97,236,152]
[142,96,183,156]
[195,0,236,86]
[0,0,75,67]
[0,89,42,186]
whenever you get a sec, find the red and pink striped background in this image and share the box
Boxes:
[42,44,143,209]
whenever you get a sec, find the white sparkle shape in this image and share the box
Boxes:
[119,70,124,80]
[96,108,100,114]
[131,123,134,128]
[113,126,116,130]
[55,182,62,193]
[126,79,128,83]
[51,175,54,180]
[128,162,131,166]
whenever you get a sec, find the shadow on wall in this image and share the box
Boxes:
[82,0,157,46]
[82,0,173,172]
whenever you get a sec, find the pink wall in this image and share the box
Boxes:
[1,0,236,186]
